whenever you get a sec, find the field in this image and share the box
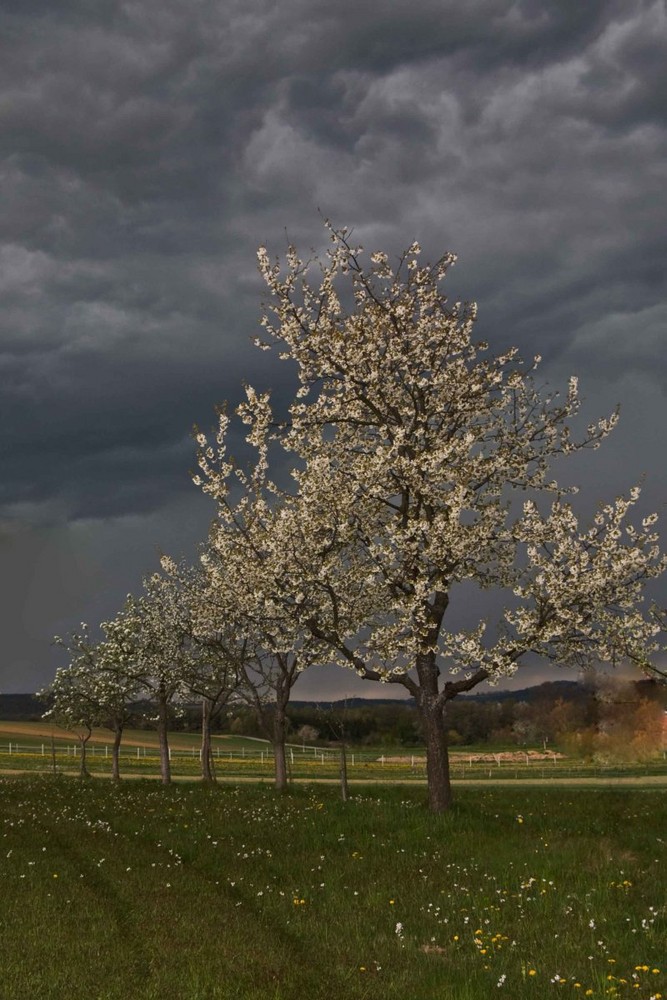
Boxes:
[0,776,665,999]
[2,721,667,783]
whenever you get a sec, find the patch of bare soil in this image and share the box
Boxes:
[452,749,566,764]
[377,750,566,764]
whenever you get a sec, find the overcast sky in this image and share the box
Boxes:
[1,0,666,699]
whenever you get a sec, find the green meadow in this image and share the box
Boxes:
[2,721,666,782]
[0,776,665,1000]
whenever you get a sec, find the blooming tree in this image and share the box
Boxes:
[195,224,666,812]
[102,582,196,786]
[49,625,142,779]
[192,488,327,790]
[39,654,102,778]
[159,556,245,781]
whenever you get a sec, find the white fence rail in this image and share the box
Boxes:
[0,742,361,765]
[2,743,665,778]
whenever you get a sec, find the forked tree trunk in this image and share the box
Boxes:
[111,725,123,781]
[200,698,215,782]
[157,696,171,785]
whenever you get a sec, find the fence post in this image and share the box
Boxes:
[42,744,45,756]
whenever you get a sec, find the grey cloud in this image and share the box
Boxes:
[1,0,665,694]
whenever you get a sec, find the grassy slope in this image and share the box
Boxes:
[0,721,271,752]
[0,778,665,1000]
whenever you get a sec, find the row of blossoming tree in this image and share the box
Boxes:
[43,224,667,811]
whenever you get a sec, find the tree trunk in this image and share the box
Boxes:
[157,695,171,785]
[339,744,349,803]
[272,707,288,791]
[200,697,215,782]
[111,725,123,781]
[78,736,90,779]
[416,661,452,812]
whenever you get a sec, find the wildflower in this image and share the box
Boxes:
[395,922,404,938]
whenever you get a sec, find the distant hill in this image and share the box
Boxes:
[291,680,586,710]
[291,677,665,710]
[2,678,663,723]
[0,693,44,720]
[461,679,585,703]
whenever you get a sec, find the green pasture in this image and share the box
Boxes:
[0,778,665,999]
[1,720,667,783]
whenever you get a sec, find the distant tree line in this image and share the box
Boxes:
[136,677,667,760]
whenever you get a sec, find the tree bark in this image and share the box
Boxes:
[111,725,123,781]
[339,744,349,803]
[415,654,452,812]
[272,706,288,791]
[200,697,215,782]
[78,735,91,779]
[418,694,451,812]
[157,695,171,785]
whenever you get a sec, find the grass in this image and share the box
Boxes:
[2,720,667,783]
[0,777,665,999]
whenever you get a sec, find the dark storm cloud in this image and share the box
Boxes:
[1,0,666,692]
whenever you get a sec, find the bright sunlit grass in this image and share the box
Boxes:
[0,778,665,999]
